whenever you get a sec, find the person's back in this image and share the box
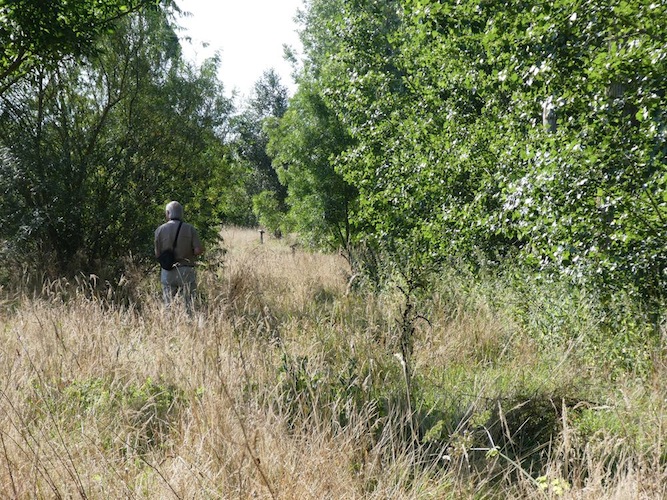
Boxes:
[155,219,200,267]
[154,201,204,313]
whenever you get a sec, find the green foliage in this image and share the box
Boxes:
[0,8,234,277]
[296,0,667,304]
[252,190,284,234]
[0,0,168,94]
[496,269,660,377]
[31,376,185,454]
[275,346,409,440]
[228,70,290,225]
[267,80,357,249]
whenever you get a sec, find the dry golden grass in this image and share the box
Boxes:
[0,227,665,498]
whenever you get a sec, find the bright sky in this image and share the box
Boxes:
[175,0,303,98]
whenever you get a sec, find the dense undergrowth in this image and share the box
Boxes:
[0,227,665,498]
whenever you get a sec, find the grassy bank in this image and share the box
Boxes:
[0,227,665,498]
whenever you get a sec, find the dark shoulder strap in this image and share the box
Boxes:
[172,221,183,250]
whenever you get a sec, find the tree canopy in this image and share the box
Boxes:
[277,0,666,300]
[0,4,233,275]
[0,0,168,94]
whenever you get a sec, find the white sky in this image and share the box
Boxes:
[175,0,303,98]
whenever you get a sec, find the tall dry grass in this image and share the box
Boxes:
[0,226,665,498]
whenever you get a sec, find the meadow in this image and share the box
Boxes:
[0,227,665,499]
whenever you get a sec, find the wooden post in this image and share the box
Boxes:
[259,229,265,244]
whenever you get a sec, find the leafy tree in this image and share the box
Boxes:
[252,190,284,235]
[296,0,666,300]
[0,0,168,95]
[0,8,234,275]
[298,0,438,262]
[267,80,357,249]
[229,69,290,225]
[480,0,667,299]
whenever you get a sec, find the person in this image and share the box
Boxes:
[154,201,204,314]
